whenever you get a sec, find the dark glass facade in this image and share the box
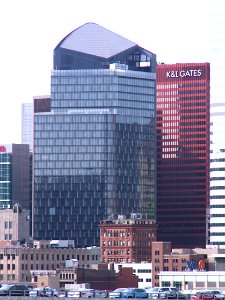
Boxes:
[33,23,157,247]
[156,63,210,248]
[0,144,31,211]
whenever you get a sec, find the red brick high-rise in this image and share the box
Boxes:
[156,63,210,248]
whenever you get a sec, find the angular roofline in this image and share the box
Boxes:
[54,22,138,52]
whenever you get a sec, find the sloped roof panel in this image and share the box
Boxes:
[57,22,137,59]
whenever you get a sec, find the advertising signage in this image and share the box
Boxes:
[157,64,210,82]
[0,145,6,152]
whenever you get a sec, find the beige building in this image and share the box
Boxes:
[0,204,30,241]
[0,240,100,283]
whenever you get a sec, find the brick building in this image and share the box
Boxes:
[32,263,138,290]
[151,241,225,287]
[99,214,156,263]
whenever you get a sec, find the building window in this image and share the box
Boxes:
[31,254,33,260]
[155,250,160,255]
[12,254,15,260]
[163,266,169,271]
[146,279,151,282]
[7,264,10,270]
[0,254,3,260]
[155,258,160,263]
[9,221,12,229]
[82,255,84,261]
[0,264,3,270]
[155,266,160,271]
[12,264,15,270]
[164,258,169,263]
[173,259,178,263]
[5,222,8,229]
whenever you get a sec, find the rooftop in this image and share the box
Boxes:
[55,22,137,59]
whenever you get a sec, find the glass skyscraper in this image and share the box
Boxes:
[33,23,157,247]
[21,103,33,152]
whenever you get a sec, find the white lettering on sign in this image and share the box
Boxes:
[166,69,202,78]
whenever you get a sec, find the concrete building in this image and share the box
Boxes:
[210,103,225,246]
[99,214,156,263]
[208,1,225,247]
[0,240,100,283]
[33,22,157,247]
[0,204,30,241]
[156,63,210,249]
[159,271,225,290]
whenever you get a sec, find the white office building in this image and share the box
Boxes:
[209,0,225,246]
[114,262,152,289]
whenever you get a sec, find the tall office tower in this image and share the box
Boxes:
[156,63,210,248]
[210,104,225,246]
[21,103,33,152]
[209,0,225,246]
[0,144,31,211]
[33,23,157,247]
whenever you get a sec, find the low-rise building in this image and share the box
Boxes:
[32,262,138,290]
[152,241,225,288]
[0,240,100,283]
[114,262,152,288]
[99,214,156,263]
[159,271,225,290]
[0,204,30,241]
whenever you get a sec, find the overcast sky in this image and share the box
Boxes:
[0,0,210,144]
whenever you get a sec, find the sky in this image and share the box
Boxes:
[0,0,210,144]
